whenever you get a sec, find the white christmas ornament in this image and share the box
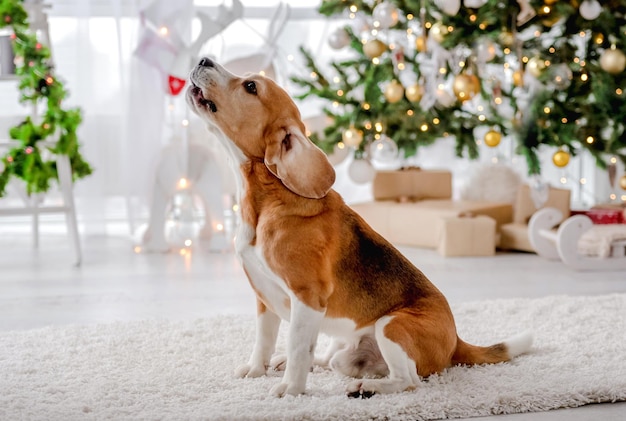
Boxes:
[475,38,497,62]
[372,2,399,29]
[348,158,376,184]
[464,0,488,8]
[551,63,573,90]
[435,0,461,15]
[327,143,350,166]
[328,27,350,50]
[579,0,602,20]
[370,135,399,163]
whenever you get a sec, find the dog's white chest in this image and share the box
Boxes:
[235,222,291,320]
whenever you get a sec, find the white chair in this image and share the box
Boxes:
[0,140,82,266]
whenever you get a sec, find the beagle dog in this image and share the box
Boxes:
[186,58,532,398]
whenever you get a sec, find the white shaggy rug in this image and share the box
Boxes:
[1,294,625,420]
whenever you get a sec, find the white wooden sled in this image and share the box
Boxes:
[529,207,626,271]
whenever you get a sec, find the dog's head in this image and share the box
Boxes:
[187,57,335,199]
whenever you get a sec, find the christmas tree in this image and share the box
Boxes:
[0,0,92,196]
[292,0,626,185]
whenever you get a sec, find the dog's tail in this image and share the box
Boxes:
[451,331,533,366]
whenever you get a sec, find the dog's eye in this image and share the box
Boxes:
[244,80,257,95]
[282,133,292,151]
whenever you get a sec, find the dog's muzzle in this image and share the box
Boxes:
[188,58,218,113]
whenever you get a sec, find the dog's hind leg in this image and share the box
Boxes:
[269,337,343,372]
[346,315,420,397]
[271,338,340,372]
[314,337,346,369]
[329,335,389,378]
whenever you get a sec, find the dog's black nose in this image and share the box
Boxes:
[199,57,214,68]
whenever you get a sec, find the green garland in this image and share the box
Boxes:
[0,0,92,196]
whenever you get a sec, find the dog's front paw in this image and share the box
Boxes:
[270,382,305,398]
[234,363,267,378]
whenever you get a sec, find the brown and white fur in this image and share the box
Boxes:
[186,57,532,398]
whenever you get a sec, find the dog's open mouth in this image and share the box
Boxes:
[191,84,217,113]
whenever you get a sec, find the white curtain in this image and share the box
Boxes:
[46,0,198,238]
[43,0,325,240]
[46,0,135,236]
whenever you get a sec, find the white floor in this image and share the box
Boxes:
[1,227,625,420]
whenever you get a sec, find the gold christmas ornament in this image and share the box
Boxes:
[619,174,626,190]
[600,45,626,75]
[526,56,546,78]
[484,129,502,147]
[405,83,424,102]
[415,35,427,53]
[384,80,405,103]
[552,150,571,168]
[429,22,449,43]
[342,126,363,147]
[498,31,515,47]
[512,69,525,87]
[363,39,387,59]
[452,74,480,102]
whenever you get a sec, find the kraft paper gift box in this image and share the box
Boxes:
[350,168,513,255]
[351,199,511,249]
[372,168,452,201]
[437,215,496,257]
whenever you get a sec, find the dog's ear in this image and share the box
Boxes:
[264,128,335,199]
